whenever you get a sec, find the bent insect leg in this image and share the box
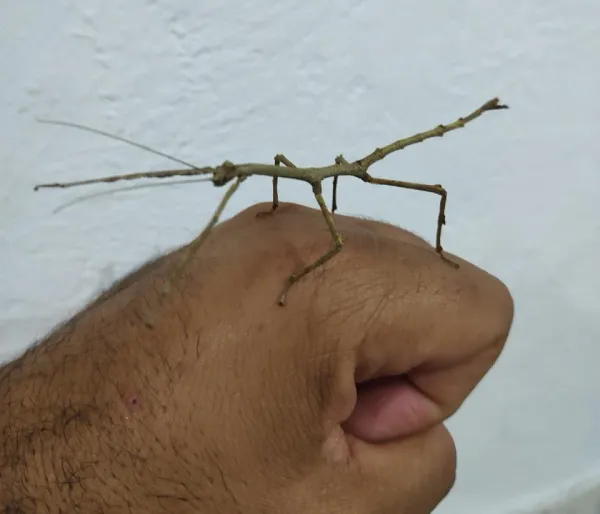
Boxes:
[256,154,296,218]
[365,174,459,268]
[278,181,344,306]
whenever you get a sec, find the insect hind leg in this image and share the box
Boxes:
[365,174,459,268]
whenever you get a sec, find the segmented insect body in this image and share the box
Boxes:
[35,98,508,305]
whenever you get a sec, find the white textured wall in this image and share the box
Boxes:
[2,1,600,512]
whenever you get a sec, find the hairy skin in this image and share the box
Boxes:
[0,203,514,513]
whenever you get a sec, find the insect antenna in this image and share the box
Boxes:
[36,118,202,170]
[51,177,214,214]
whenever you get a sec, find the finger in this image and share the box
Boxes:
[341,374,442,443]
[298,425,457,514]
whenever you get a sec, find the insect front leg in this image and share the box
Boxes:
[365,174,459,268]
[278,181,344,306]
[256,154,296,218]
[177,176,246,270]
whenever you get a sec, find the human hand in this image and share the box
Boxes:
[1,202,513,514]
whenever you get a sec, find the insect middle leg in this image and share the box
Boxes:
[365,174,459,268]
[278,181,344,306]
[332,154,349,213]
[332,176,339,213]
[256,154,296,218]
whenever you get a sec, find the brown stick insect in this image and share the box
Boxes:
[34,97,508,305]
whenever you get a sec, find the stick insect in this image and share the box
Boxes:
[34,97,508,305]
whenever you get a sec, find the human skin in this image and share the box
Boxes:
[0,202,514,513]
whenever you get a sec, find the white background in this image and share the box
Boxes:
[2,1,600,512]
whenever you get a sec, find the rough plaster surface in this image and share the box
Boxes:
[2,1,600,512]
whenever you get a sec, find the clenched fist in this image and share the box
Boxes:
[0,202,513,513]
